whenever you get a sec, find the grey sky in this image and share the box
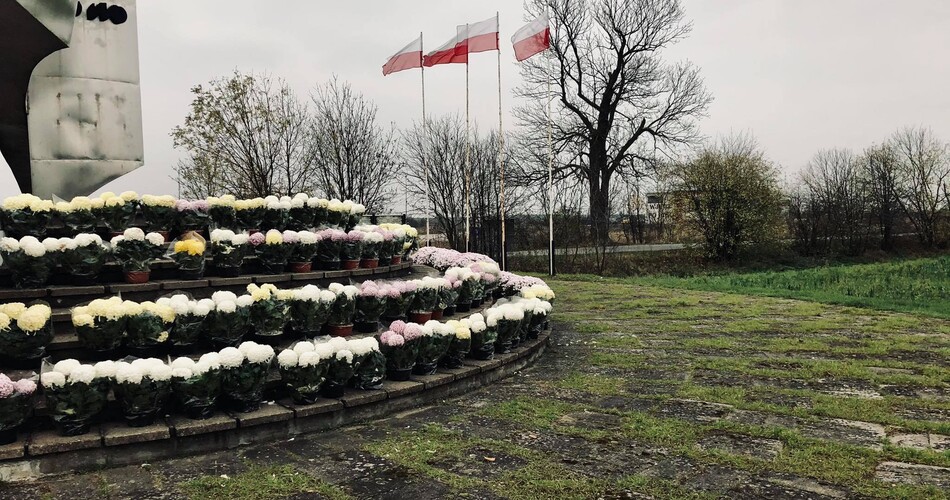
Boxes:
[2,0,949,200]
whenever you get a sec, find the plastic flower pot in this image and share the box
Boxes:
[317,260,342,271]
[431,309,444,320]
[359,258,379,269]
[179,267,205,280]
[288,261,312,273]
[408,311,432,323]
[455,303,471,313]
[355,321,379,334]
[341,259,360,270]
[391,255,402,265]
[443,306,456,317]
[323,324,354,337]
[320,381,345,399]
[386,368,413,381]
[123,271,150,284]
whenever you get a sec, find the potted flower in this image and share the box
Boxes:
[487,304,524,354]
[307,197,329,227]
[378,321,423,381]
[254,229,292,274]
[377,230,395,266]
[159,295,214,350]
[345,203,366,231]
[72,297,128,357]
[219,342,274,412]
[325,283,358,337]
[261,196,290,231]
[124,300,175,356]
[359,230,384,269]
[315,229,345,270]
[0,236,52,288]
[55,197,100,234]
[207,292,253,348]
[389,228,407,265]
[114,358,173,427]
[441,320,472,369]
[437,275,462,318]
[340,231,363,270]
[287,230,319,273]
[96,191,139,235]
[408,277,442,323]
[354,281,387,333]
[1,194,53,238]
[171,231,207,280]
[110,228,166,284]
[234,197,266,231]
[287,285,335,338]
[277,341,330,405]
[349,337,385,390]
[528,299,553,339]
[0,302,53,367]
[140,194,177,238]
[466,313,495,360]
[41,359,112,436]
[321,338,354,398]
[413,321,451,375]
[209,229,248,277]
[382,281,416,322]
[325,199,346,228]
[0,373,36,444]
[447,267,477,313]
[59,233,109,285]
[207,195,237,229]
[246,283,289,342]
[170,353,222,419]
[175,199,210,235]
[288,193,313,230]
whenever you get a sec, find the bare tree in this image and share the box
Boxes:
[515,0,712,248]
[861,143,900,251]
[801,149,872,256]
[310,77,399,212]
[891,126,950,247]
[172,71,315,198]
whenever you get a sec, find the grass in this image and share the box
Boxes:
[181,465,351,500]
[635,255,950,318]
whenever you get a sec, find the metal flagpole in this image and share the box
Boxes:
[420,32,431,247]
[496,11,507,271]
[547,79,555,276]
[464,23,472,253]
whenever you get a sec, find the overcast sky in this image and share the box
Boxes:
[2,0,949,201]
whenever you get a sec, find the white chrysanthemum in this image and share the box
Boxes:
[232,233,249,245]
[93,360,117,379]
[218,347,244,368]
[124,227,145,241]
[171,357,196,370]
[21,240,46,257]
[314,344,334,359]
[198,352,222,371]
[298,351,322,367]
[277,349,298,368]
[0,237,20,253]
[335,349,354,364]
[68,365,97,384]
[172,367,194,379]
[247,344,275,364]
[212,291,238,304]
[193,299,214,316]
[327,336,348,352]
[148,364,173,382]
[210,229,236,243]
[145,232,165,246]
[236,295,254,308]
[319,290,337,303]
[292,341,315,355]
[52,359,81,377]
[216,300,237,314]
[238,341,257,355]
[115,363,143,385]
[298,231,318,244]
[58,237,78,251]
[341,285,359,299]
[41,371,66,388]
[74,233,103,247]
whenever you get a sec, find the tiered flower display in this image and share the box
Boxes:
[0,302,54,364]
[111,228,166,283]
[0,373,37,443]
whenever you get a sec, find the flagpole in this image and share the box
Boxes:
[464,23,472,253]
[547,79,555,277]
[496,11,507,272]
[420,32,431,247]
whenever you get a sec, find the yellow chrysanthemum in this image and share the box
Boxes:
[16,304,51,332]
[0,313,9,331]
[264,230,283,245]
[72,313,95,328]
[0,303,26,320]
[455,327,471,340]
[174,239,205,256]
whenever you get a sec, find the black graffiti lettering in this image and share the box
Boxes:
[75,2,128,25]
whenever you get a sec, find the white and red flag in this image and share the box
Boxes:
[424,15,499,67]
[423,30,468,67]
[383,35,424,75]
[511,14,550,62]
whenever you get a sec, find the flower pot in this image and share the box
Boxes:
[455,303,471,313]
[470,300,479,309]
[317,260,342,271]
[360,258,379,269]
[495,339,512,354]
[408,311,432,323]
[378,257,392,267]
[157,230,170,242]
[355,321,380,334]
[215,266,242,277]
[387,368,413,381]
[70,273,99,286]
[289,262,312,273]
[443,306,456,317]
[125,413,158,428]
[252,332,285,346]
[179,268,205,280]
[123,271,150,284]
[341,259,360,270]
[320,382,345,399]
[391,255,402,265]
[228,398,262,413]
[412,362,437,376]
[0,429,18,445]
[324,324,354,337]
[57,421,93,437]
[431,309,444,320]
[184,405,216,420]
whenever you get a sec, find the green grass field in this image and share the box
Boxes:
[630,255,950,318]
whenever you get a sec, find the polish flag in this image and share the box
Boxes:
[424,30,468,67]
[461,16,499,54]
[512,14,550,62]
[383,36,423,76]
